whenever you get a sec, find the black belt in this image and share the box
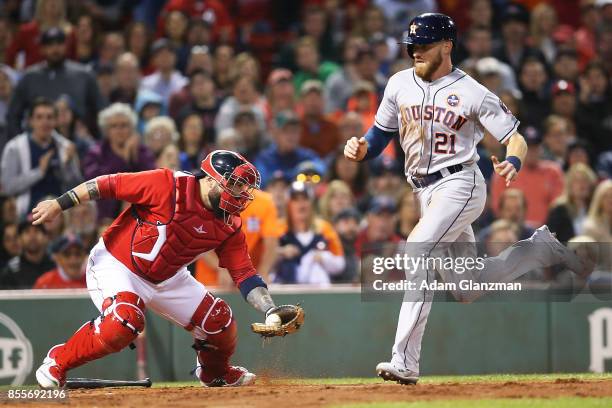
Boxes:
[410,164,464,189]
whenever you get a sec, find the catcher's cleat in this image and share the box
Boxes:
[531,225,593,278]
[376,362,418,385]
[194,360,256,387]
[36,344,66,388]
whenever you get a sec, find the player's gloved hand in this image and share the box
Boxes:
[344,137,368,162]
[251,305,305,337]
[491,156,517,187]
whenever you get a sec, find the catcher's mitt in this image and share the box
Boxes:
[251,305,305,337]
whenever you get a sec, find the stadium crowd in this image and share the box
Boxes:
[0,0,610,289]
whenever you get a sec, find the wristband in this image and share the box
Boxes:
[506,156,522,172]
[56,190,80,210]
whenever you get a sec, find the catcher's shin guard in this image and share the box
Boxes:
[186,292,237,382]
[51,292,145,376]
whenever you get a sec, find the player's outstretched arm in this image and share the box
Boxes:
[344,125,398,162]
[32,179,101,225]
[491,132,527,187]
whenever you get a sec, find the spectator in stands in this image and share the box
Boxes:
[397,189,420,239]
[354,195,402,258]
[175,70,220,141]
[6,0,72,69]
[327,147,369,199]
[228,52,261,86]
[54,94,93,159]
[517,57,550,128]
[214,76,265,135]
[292,36,340,94]
[156,143,180,170]
[576,61,611,153]
[583,179,612,243]
[33,233,87,289]
[124,22,151,72]
[68,14,98,66]
[552,50,579,83]
[565,139,593,171]
[158,0,234,45]
[275,181,344,285]
[64,201,98,250]
[542,115,572,166]
[318,180,354,222]
[0,219,53,289]
[96,31,125,67]
[324,35,368,113]
[233,110,264,162]
[547,163,597,243]
[0,65,17,152]
[494,3,545,75]
[338,111,364,144]
[343,81,379,134]
[491,125,564,227]
[95,63,115,103]
[213,44,234,96]
[163,10,190,73]
[0,223,20,269]
[140,38,187,106]
[299,80,341,158]
[82,103,155,220]
[178,112,208,172]
[486,189,534,240]
[483,219,520,257]
[109,52,142,106]
[143,116,178,157]
[529,3,559,65]
[0,195,16,224]
[254,110,322,187]
[550,80,577,133]
[459,26,516,91]
[263,69,295,128]
[185,45,213,76]
[332,207,361,283]
[240,190,282,281]
[134,88,164,135]
[265,170,290,219]
[1,98,82,219]
[7,27,105,139]
[358,156,405,213]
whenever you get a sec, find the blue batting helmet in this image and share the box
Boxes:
[400,13,457,58]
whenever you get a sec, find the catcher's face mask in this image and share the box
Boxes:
[201,150,261,224]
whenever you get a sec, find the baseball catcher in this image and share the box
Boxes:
[32,149,303,388]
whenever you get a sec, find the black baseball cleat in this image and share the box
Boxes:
[376,362,419,385]
[531,225,594,278]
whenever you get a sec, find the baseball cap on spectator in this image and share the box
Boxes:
[333,207,362,224]
[476,57,503,77]
[367,196,397,214]
[502,3,530,25]
[267,68,293,87]
[233,109,257,125]
[289,181,315,200]
[50,234,85,254]
[269,170,290,185]
[300,80,323,96]
[151,38,175,55]
[552,25,575,45]
[520,125,542,145]
[295,160,325,183]
[370,156,401,176]
[40,27,66,45]
[551,80,576,96]
[352,80,375,96]
[275,110,300,128]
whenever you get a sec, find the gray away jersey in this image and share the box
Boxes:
[375,67,519,177]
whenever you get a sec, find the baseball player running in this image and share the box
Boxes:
[345,13,589,385]
[32,149,300,388]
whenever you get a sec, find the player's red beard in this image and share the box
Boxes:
[414,48,443,81]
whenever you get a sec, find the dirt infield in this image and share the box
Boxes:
[5,378,612,408]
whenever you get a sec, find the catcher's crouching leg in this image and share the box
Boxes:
[36,291,145,388]
[187,292,255,387]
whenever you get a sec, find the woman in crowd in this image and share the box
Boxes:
[275,182,345,285]
[318,180,354,222]
[547,163,597,243]
[143,116,179,157]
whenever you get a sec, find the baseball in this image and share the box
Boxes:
[265,313,282,327]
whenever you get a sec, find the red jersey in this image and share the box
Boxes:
[96,169,256,285]
[33,268,86,289]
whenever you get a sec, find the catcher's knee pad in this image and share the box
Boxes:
[99,291,146,352]
[187,292,237,353]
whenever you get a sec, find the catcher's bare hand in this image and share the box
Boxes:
[491,156,517,187]
[32,199,62,225]
[344,137,368,162]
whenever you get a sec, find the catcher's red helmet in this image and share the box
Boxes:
[200,150,261,222]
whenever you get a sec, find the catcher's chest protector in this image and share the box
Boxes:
[130,174,239,282]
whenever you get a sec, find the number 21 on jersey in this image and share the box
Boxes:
[434,132,457,154]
